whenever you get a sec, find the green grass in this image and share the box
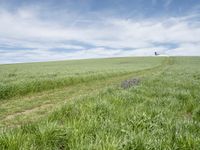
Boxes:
[0,57,200,149]
[0,57,164,100]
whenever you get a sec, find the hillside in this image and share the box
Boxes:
[0,57,200,149]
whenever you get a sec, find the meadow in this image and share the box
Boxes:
[0,57,163,100]
[0,57,200,149]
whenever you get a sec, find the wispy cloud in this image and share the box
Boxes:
[0,1,200,63]
[164,0,172,8]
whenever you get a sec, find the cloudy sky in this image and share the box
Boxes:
[0,0,200,63]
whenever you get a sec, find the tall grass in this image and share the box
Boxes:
[0,57,200,149]
[0,57,164,100]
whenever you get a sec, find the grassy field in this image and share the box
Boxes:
[0,57,200,149]
[0,57,164,100]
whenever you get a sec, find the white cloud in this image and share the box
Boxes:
[0,7,200,63]
[166,43,200,56]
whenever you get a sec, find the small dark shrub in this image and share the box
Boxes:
[121,78,140,89]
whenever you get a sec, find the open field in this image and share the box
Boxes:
[0,57,200,149]
[0,57,164,100]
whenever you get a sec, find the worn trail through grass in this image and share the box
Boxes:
[1,57,200,149]
[0,57,170,127]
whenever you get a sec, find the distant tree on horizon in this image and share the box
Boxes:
[155,52,159,56]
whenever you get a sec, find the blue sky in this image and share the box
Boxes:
[0,0,200,63]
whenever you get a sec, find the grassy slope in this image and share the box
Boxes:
[0,57,200,149]
[0,57,163,100]
[0,57,166,127]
